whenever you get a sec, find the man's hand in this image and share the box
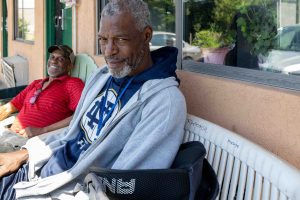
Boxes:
[0,149,29,178]
[19,127,46,138]
[0,103,18,121]
[18,115,73,138]
[0,105,11,121]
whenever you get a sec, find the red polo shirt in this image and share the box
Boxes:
[10,75,84,132]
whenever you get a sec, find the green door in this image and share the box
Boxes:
[45,0,72,75]
[46,0,72,46]
[2,0,8,57]
[61,7,72,46]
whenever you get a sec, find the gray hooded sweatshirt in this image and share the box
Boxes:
[14,47,187,199]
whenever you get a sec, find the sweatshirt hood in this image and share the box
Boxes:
[133,46,178,83]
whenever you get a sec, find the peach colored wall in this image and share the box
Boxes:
[75,0,106,67]
[7,0,45,82]
[178,70,300,169]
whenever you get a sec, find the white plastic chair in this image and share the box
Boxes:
[183,114,300,200]
[71,53,98,83]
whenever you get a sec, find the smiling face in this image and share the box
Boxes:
[47,49,71,78]
[98,12,152,78]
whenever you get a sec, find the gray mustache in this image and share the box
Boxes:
[105,56,126,62]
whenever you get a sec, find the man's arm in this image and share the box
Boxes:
[19,115,73,138]
[0,102,18,121]
[0,149,28,178]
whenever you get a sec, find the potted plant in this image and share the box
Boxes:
[192,25,234,64]
[191,0,241,64]
[236,3,277,56]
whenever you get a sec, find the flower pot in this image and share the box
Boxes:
[201,47,230,65]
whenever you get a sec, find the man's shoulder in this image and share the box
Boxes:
[140,77,184,105]
[64,76,84,85]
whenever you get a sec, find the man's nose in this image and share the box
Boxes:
[104,39,118,56]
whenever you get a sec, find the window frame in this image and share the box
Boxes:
[96,0,109,55]
[14,0,35,44]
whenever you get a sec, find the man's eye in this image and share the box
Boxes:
[49,55,65,62]
[57,57,65,62]
[99,37,108,44]
[115,38,128,45]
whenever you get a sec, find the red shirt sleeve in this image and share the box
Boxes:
[10,80,39,110]
[66,78,84,111]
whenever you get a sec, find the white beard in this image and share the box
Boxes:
[106,46,145,78]
[48,65,62,77]
[109,64,134,78]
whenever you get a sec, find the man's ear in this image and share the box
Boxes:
[143,26,153,44]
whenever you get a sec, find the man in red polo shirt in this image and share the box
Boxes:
[0,45,84,152]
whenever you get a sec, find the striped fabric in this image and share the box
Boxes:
[0,164,28,200]
[10,75,84,131]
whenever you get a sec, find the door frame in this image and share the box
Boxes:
[45,0,72,76]
[2,0,8,57]
[45,0,56,77]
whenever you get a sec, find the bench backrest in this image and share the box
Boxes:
[184,114,300,200]
[71,53,98,83]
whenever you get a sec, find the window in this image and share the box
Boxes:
[96,0,300,89]
[14,0,35,42]
[145,0,176,55]
[151,34,166,46]
[182,0,300,76]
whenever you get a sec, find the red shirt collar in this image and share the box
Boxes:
[42,74,70,82]
[36,75,70,88]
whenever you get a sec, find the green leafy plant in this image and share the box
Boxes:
[192,29,221,48]
[213,0,248,47]
[192,25,234,48]
[192,0,245,49]
[236,2,277,56]
[18,18,31,40]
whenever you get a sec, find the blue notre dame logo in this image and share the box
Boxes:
[86,97,114,131]
[81,89,119,142]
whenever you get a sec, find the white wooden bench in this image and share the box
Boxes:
[184,114,300,200]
